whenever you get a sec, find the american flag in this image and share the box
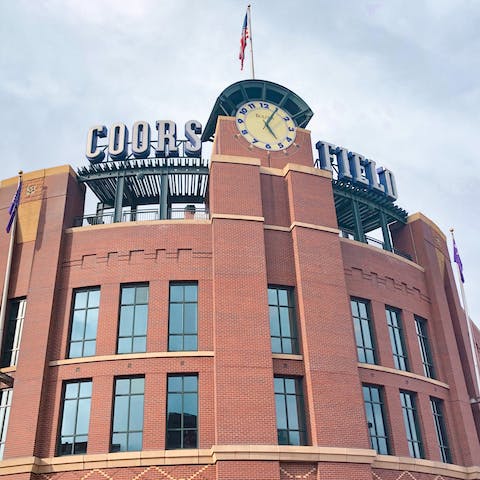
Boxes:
[239,11,249,70]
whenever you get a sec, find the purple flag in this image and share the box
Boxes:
[453,238,465,283]
[6,180,22,234]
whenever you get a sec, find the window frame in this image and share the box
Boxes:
[117,283,149,354]
[362,384,390,455]
[350,297,377,364]
[110,376,145,452]
[400,390,424,459]
[1,297,26,367]
[166,374,198,449]
[168,282,198,352]
[274,376,307,446]
[430,397,452,463]
[0,388,12,459]
[68,288,100,359]
[57,379,92,456]
[386,307,409,371]
[268,285,299,355]
[415,316,435,379]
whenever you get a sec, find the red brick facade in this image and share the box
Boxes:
[0,118,478,479]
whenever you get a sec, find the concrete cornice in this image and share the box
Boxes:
[0,448,478,478]
[358,362,450,390]
[340,236,425,271]
[49,351,214,367]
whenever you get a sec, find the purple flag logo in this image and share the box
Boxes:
[6,180,22,234]
[453,238,465,283]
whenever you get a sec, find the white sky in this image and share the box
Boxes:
[1,0,479,324]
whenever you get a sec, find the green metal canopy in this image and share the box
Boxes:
[202,79,314,142]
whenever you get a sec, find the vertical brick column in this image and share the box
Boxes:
[209,148,279,479]
[284,167,372,479]
[3,168,85,459]
[394,214,480,464]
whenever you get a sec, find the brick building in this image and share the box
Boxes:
[0,80,479,479]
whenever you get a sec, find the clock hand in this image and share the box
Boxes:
[263,121,277,139]
[264,107,279,128]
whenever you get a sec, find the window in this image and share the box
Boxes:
[111,377,144,452]
[400,391,423,458]
[351,298,376,364]
[69,289,99,358]
[415,316,435,379]
[268,286,298,354]
[118,284,148,354]
[362,384,389,454]
[386,307,409,371]
[166,375,198,449]
[168,283,198,351]
[430,397,452,463]
[58,380,92,456]
[1,298,26,367]
[0,389,12,459]
[274,376,306,445]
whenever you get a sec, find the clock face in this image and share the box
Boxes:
[235,101,297,151]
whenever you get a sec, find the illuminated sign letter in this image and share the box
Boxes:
[335,147,353,181]
[365,159,385,194]
[109,123,128,160]
[377,167,398,200]
[156,120,179,157]
[315,141,336,171]
[86,125,107,163]
[184,120,202,157]
[348,152,369,187]
[132,121,151,159]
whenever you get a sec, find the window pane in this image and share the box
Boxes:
[184,285,197,302]
[351,299,376,365]
[129,396,144,431]
[183,430,197,448]
[166,375,198,449]
[134,306,148,335]
[170,285,183,302]
[169,283,198,352]
[111,433,127,452]
[184,335,197,350]
[71,311,85,341]
[83,340,96,357]
[128,432,142,451]
[119,306,134,336]
[121,287,135,304]
[269,286,298,355]
[113,396,129,431]
[274,377,306,446]
[136,286,149,304]
[85,310,98,339]
[117,337,132,354]
[87,289,100,308]
[169,304,183,333]
[75,291,88,309]
[169,336,183,351]
[362,385,389,455]
[58,381,92,456]
[133,336,146,353]
[61,401,76,436]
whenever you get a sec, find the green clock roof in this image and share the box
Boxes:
[202,79,314,142]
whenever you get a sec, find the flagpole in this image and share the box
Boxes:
[247,4,255,79]
[450,228,480,401]
[0,172,22,353]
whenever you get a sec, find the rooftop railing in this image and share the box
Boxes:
[340,229,412,261]
[74,207,209,227]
